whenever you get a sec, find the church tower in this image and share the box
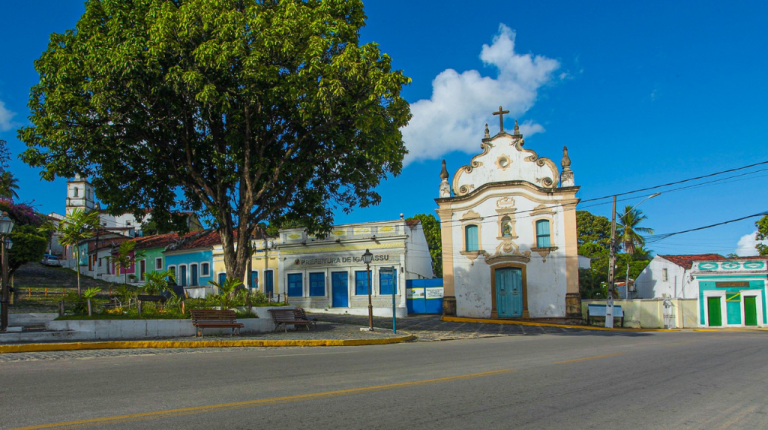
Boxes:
[66,174,96,215]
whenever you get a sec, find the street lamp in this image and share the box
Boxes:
[0,212,16,332]
[362,249,374,331]
[606,192,660,328]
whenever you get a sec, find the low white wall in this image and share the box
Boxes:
[43,306,296,339]
[582,299,699,328]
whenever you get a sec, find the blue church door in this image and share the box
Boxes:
[495,267,523,318]
[332,272,349,308]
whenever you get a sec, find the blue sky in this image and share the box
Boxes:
[1,0,767,256]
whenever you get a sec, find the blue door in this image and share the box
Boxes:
[180,265,187,287]
[250,271,259,290]
[332,272,348,307]
[265,270,274,295]
[190,264,198,286]
[218,272,227,286]
[495,268,523,318]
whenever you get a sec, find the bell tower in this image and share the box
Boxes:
[66,174,96,215]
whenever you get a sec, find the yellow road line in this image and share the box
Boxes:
[555,352,624,364]
[0,335,415,354]
[7,369,514,430]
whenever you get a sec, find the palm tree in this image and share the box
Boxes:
[618,205,654,255]
[0,171,20,199]
[57,209,100,296]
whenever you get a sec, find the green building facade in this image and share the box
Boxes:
[693,260,767,327]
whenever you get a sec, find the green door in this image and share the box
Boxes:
[495,268,523,318]
[707,297,722,327]
[744,296,758,326]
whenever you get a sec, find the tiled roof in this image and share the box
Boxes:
[405,220,420,227]
[132,232,183,250]
[658,254,724,270]
[176,230,221,250]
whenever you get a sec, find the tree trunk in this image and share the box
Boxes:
[75,247,82,297]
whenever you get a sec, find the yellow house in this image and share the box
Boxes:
[212,238,279,296]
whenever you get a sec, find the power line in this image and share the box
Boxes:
[646,212,768,243]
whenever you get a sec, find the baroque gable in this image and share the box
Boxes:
[451,131,560,197]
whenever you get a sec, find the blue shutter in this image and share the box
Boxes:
[379,270,397,295]
[288,273,303,297]
[355,270,371,295]
[309,272,325,296]
[536,220,551,247]
[465,225,479,251]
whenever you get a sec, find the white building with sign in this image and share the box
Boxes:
[277,218,434,317]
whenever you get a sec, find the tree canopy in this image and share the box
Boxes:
[20,0,411,280]
[756,215,768,256]
[576,210,612,254]
[406,214,441,278]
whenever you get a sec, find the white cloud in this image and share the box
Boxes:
[0,100,18,131]
[402,24,561,165]
[735,231,765,256]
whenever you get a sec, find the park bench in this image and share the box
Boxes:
[294,307,318,328]
[269,308,312,333]
[190,309,244,337]
[587,304,624,327]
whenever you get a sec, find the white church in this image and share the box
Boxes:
[436,108,582,320]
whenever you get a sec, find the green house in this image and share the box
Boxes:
[692,259,767,328]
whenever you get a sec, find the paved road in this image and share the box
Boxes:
[1,330,767,429]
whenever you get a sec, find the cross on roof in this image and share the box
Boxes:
[492,106,510,132]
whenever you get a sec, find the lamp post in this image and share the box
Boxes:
[606,192,660,328]
[362,249,374,331]
[0,212,16,332]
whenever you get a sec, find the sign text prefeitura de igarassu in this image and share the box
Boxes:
[294,254,395,267]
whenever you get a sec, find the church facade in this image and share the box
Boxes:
[436,112,581,320]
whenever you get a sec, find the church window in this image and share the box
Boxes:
[465,225,479,251]
[501,216,512,237]
[73,187,79,197]
[536,220,551,247]
[662,268,668,282]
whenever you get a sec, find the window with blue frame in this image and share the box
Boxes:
[465,225,479,251]
[355,270,371,295]
[309,272,325,296]
[536,220,551,247]
[288,273,303,297]
[379,270,397,295]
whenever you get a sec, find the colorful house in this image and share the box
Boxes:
[163,230,219,297]
[691,258,767,328]
[131,232,197,283]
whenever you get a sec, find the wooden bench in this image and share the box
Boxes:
[269,308,312,333]
[190,309,244,337]
[294,307,318,327]
[587,304,624,327]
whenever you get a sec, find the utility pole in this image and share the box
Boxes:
[606,195,617,328]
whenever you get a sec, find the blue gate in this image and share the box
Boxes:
[406,279,443,314]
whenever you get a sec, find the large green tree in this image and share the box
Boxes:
[20,0,411,281]
[576,210,612,254]
[756,215,768,256]
[406,214,441,278]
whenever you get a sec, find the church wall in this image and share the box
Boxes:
[449,190,569,318]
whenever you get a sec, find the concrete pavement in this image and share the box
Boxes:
[1,330,767,429]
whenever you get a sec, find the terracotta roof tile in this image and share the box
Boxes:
[658,254,724,270]
[405,220,420,227]
[177,230,221,250]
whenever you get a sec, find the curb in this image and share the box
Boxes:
[692,328,768,332]
[0,334,416,354]
[441,316,673,332]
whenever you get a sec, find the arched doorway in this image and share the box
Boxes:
[489,262,528,318]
